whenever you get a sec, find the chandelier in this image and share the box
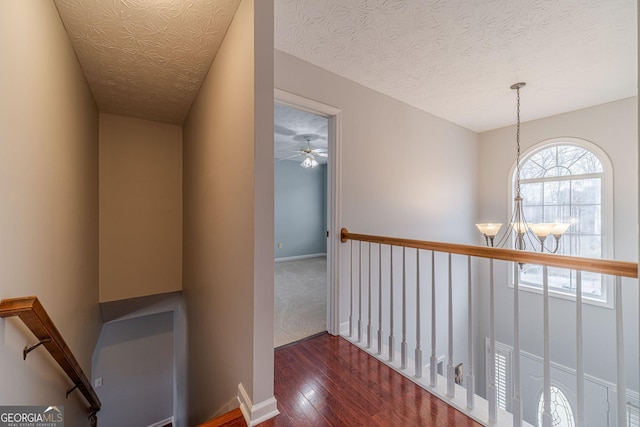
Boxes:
[475,83,571,253]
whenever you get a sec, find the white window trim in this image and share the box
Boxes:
[507,137,615,308]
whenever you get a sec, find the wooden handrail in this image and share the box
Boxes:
[0,296,102,416]
[341,228,638,278]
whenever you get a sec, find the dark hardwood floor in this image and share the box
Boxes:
[258,333,482,426]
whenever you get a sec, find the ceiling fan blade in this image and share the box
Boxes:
[278,153,303,160]
[315,152,328,158]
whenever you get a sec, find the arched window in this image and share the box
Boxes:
[537,385,576,427]
[514,140,612,303]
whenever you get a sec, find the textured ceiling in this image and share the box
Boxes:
[54,0,240,125]
[54,0,636,131]
[275,0,637,132]
[274,104,329,164]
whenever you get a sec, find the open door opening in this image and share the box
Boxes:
[273,89,341,348]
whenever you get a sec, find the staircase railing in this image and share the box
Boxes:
[340,228,638,427]
[0,296,101,425]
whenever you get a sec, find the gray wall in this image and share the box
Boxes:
[0,2,100,425]
[275,49,479,380]
[275,161,327,258]
[92,312,174,427]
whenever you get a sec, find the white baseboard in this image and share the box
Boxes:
[237,383,279,426]
[275,253,326,262]
[147,417,173,427]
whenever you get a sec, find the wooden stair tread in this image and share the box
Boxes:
[199,408,246,427]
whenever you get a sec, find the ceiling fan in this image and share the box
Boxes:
[280,134,327,168]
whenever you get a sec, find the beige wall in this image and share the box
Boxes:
[0,1,100,424]
[182,0,274,423]
[99,113,182,302]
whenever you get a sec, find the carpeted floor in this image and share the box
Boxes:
[274,256,327,348]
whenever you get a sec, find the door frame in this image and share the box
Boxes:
[274,88,342,336]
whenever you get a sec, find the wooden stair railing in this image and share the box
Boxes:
[0,296,101,425]
[341,228,638,277]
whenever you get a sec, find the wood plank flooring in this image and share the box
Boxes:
[258,333,482,426]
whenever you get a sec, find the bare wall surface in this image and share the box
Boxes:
[275,161,327,258]
[476,98,639,396]
[0,1,100,424]
[99,113,182,302]
[92,312,174,427]
[182,0,275,423]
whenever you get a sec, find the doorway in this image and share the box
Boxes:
[273,89,341,346]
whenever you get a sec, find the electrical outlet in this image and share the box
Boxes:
[94,378,103,388]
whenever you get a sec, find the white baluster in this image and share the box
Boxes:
[401,247,408,370]
[378,244,383,355]
[488,259,497,423]
[430,251,437,387]
[367,243,372,348]
[576,270,585,427]
[467,256,475,410]
[349,240,353,337]
[513,263,522,425]
[416,249,423,378]
[358,241,362,342]
[615,276,626,427]
[542,266,551,427]
[389,246,395,362]
[447,253,455,398]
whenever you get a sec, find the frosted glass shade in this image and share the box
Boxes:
[551,222,571,236]
[301,155,318,168]
[528,223,556,238]
[512,221,529,234]
[475,223,502,237]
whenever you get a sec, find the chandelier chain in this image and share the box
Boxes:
[515,85,521,197]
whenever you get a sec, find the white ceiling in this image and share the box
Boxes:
[54,0,240,125]
[54,0,637,132]
[275,0,637,132]
[274,104,329,163]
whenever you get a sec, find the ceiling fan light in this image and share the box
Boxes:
[301,155,317,168]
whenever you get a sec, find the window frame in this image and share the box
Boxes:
[507,138,614,308]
